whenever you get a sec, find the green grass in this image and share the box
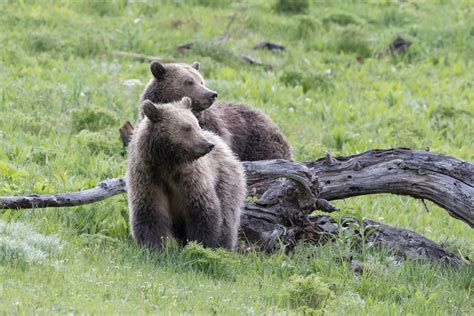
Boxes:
[0,0,473,314]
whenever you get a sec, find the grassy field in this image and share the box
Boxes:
[0,0,473,314]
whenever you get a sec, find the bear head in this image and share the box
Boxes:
[142,61,218,113]
[141,97,215,164]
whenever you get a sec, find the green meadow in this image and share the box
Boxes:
[0,0,473,314]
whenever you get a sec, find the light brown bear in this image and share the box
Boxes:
[126,97,246,250]
[139,61,292,161]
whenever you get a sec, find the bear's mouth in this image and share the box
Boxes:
[191,101,213,113]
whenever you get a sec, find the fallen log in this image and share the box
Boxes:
[0,178,126,209]
[1,149,472,265]
[240,186,464,266]
[309,149,473,226]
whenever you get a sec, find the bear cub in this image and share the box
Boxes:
[126,97,246,250]
[140,61,292,161]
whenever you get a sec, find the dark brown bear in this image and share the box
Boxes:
[139,61,292,161]
[126,97,246,251]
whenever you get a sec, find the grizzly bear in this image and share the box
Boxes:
[139,61,292,161]
[126,97,246,251]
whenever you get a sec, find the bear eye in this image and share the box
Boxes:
[185,79,194,86]
[184,126,192,133]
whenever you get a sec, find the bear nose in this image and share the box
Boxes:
[208,92,218,102]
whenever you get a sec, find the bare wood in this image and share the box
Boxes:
[240,202,464,266]
[309,149,473,227]
[243,159,317,204]
[0,178,126,209]
[307,215,463,265]
[241,174,464,265]
[241,55,273,69]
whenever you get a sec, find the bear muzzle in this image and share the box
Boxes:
[193,141,215,158]
[192,98,214,113]
[208,92,218,103]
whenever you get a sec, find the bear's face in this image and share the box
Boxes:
[142,98,215,163]
[145,61,218,113]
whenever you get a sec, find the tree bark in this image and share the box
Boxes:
[309,149,473,226]
[240,181,464,266]
[1,149,472,265]
[0,178,126,209]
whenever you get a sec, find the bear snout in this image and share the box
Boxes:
[206,142,215,152]
[202,141,215,154]
[193,141,215,158]
[208,92,218,102]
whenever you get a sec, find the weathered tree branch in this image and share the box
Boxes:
[241,55,273,69]
[309,149,473,227]
[240,199,464,266]
[0,178,126,209]
[1,149,472,265]
[243,159,317,206]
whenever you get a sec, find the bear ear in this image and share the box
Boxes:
[180,97,192,109]
[150,61,166,78]
[142,100,164,122]
[191,61,200,70]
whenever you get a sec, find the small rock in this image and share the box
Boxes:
[351,260,365,275]
[389,36,412,55]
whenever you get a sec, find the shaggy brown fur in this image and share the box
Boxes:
[140,61,292,161]
[126,97,246,250]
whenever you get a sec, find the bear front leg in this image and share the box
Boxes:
[184,193,222,249]
[131,211,171,251]
[129,187,172,251]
